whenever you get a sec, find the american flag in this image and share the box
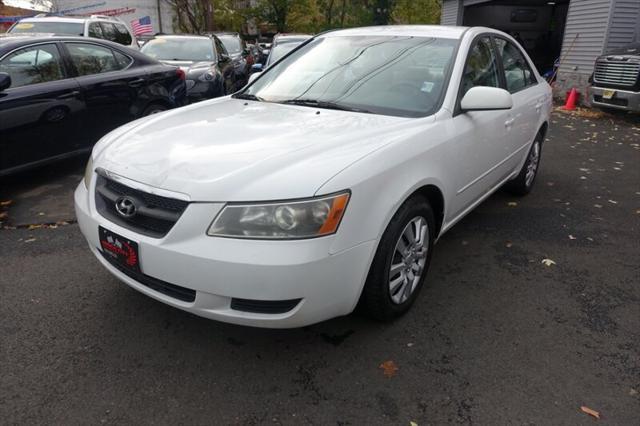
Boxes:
[130,16,153,37]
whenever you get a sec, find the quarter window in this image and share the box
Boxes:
[66,43,127,76]
[114,24,133,46]
[494,38,537,93]
[0,43,65,88]
[461,36,500,96]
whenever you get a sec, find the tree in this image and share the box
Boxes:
[391,0,440,25]
[164,0,214,33]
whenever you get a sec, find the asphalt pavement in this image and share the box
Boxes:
[1,110,639,425]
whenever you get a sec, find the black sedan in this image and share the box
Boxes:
[0,35,187,176]
[140,35,236,102]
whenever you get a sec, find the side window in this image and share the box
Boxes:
[461,36,500,96]
[494,38,537,93]
[114,24,133,46]
[88,22,103,39]
[0,43,65,88]
[66,43,125,76]
[99,22,118,43]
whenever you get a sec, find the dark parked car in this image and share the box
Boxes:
[590,42,640,113]
[212,32,252,87]
[141,34,236,102]
[0,35,186,176]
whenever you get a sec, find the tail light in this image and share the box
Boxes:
[176,68,186,81]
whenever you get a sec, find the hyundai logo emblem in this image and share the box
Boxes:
[115,196,137,218]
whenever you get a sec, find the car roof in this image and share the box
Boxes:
[0,35,135,53]
[17,16,120,23]
[155,34,212,40]
[322,25,469,39]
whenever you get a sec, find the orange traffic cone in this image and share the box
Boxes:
[564,88,578,110]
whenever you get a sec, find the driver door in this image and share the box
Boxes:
[448,36,513,219]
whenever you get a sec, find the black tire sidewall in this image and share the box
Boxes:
[361,196,436,320]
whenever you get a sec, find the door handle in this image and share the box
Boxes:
[504,118,515,128]
[57,90,80,100]
[128,78,146,87]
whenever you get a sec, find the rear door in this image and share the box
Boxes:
[0,42,85,173]
[63,41,140,146]
[493,36,542,167]
[448,35,513,218]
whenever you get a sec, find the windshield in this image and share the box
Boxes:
[240,35,457,117]
[9,21,84,36]
[218,35,242,54]
[142,38,215,62]
[267,42,303,66]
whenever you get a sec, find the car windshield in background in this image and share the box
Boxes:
[241,35,457,117]
[218,35,241,54]
[141,38,215,61]
[9,21,84,36]
[267,42,303,65]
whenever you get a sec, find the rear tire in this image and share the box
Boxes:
[360,196,435,321]
[505,132,543,196]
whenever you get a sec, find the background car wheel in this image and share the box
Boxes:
[360,195,435,321]
[141,103,168,116]
[505,131,543,196]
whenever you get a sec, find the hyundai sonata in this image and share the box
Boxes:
[76,26,552,328]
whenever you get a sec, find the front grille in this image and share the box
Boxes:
[231,298,302,314]
[594,95,628,107]
[95,171,189,238]
[101,250,196,302]
[594,60,640,87]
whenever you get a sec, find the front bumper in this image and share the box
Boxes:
[590,86,640,112]
[74,182,375,328]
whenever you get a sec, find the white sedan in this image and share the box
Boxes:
[75,25,552,328]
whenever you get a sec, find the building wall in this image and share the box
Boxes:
[51,0,175,34]
[441,0,461,26]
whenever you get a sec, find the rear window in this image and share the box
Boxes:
[9,21,84,36]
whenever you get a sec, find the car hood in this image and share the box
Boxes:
[93,97,418,201]
[157,59,214,74]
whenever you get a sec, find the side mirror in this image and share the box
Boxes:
[460,86,512,111]
[248,72,261,84]
[0,73,11,92]
[250,63,263,73]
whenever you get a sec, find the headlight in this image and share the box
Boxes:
[207,192,350,239]
[83,157,93,189]
[198,71,215,81]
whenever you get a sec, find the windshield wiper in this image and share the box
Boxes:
[281,99,372,113]
[233,93,263,101]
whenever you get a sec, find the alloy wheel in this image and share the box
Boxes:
[388,216,429,304]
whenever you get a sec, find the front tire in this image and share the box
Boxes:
[360,196,435,321]
[505,132,543,196]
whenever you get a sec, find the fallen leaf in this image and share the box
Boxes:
[505,241,513,248]
[407,343,414,347]
[0,212,7,220]
[24,238,36,243]
[410,422,418,426]
[0,200,12,207]
[580,406,600,419]
[607,200,617,204]
[379,360,398,378]
[629,388,638,396]
[541,258,556,267]
[569,235,576,240]
[28,224,43,230]
[507,202,518,207]
[594,204,602,209]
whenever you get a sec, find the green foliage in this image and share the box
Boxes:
[391,0,441,25]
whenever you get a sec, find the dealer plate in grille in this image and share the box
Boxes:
[94,171,189,238]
